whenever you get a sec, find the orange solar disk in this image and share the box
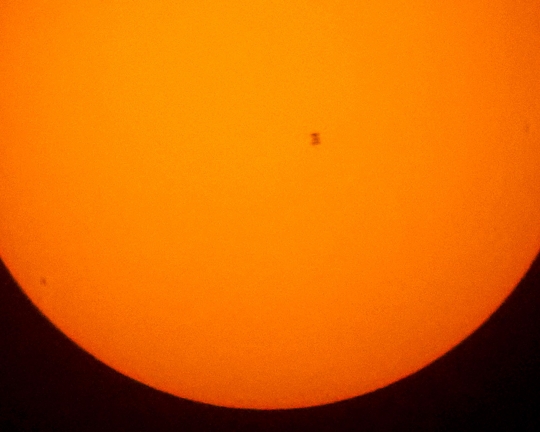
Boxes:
[1,1,539,409]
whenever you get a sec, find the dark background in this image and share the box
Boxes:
[1,251,539,431]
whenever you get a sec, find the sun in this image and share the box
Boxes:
[1,0,539,409]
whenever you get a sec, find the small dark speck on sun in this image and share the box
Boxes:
[311,133,320,145]
[40,277,47,286]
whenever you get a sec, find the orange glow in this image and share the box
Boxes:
[1,1,540,409]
